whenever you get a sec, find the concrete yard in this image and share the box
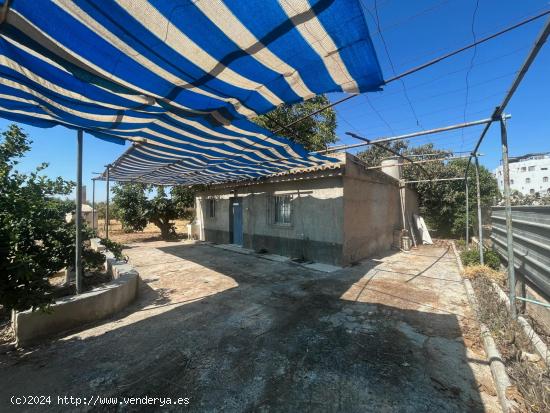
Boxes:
[0,242,500,412]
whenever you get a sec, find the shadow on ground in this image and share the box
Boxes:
[0,243,494,412]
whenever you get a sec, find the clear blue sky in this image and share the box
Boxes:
[1,0,548,201]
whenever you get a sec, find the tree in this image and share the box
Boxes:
[357,142,500,237]
[254,95,337,151]
[171,185,198,220]
[147,186,178,239]
[112,184,196,239]
[0,124,103,311]
[356,140,409,167]
[111,183,149,233]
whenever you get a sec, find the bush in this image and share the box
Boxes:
[0,124,106,312]
[100,238,125,261]
[82,248,105,272]
[460,248,501,270]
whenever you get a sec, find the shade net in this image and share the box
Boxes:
[0,0,383,184]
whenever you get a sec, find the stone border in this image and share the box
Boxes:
[12,241,139,348]
[490,280,549,366]
[450,241,517,413]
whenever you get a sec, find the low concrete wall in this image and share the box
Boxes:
[13,247,139,347]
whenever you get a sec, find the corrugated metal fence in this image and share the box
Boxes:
[490,206,550,300]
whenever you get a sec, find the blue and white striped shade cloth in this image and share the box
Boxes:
[0,0,384,185]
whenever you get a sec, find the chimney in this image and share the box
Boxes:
[381,157,402,181]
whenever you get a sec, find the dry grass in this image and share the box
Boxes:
[471,274,550,413]
[96,219,190,244]
[463,265,506,284]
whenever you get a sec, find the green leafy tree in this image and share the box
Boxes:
[112,184,196,239]
[254,95,337,151]
[357,142,500,237]
[171,185,201,220]
[147,186,178,239]
[356,140,409,167]
[111,183,150,233]
[0,124,103,311]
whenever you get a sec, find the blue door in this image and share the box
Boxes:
[231,198,243,245]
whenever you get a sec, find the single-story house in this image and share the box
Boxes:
[195,153,418,266]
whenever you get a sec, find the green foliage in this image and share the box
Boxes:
[461,248,501,270]
[254,95,337,151]
[357,142,500,237]
[112,184,197,239]
[147,186,178,239]
[0,125,74,311]
[82,243,105,271]
[357,140,409,167]
[112,183,149,233]
[0,124,104,312]
[100,238,125,261]
[171,185,199,220]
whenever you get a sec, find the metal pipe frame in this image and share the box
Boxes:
[105,164,110,240]
[274,10,550,136]
[515,296,550,309]
[364,154,479,171]
[75,130,83,294]
[462,16,549,317]
[465,16,550,175]
[91,177,96,234]
[404,177,465,184]
[325,117,498,153]
[474,155,484,265]
[345,131,431,178]
[500,116,517,319]
[465,175,470,250]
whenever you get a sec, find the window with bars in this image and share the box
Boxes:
[273,195,292,225]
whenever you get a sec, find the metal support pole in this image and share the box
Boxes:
[75,130,83,294]
[500,116,517,319]
[404,177,465,184]
[325,117,502,153]
[105,165,110,240]
[518,276,527,313]
[91,178,96,234]
[474,155,484,265]
[465,176,469,250]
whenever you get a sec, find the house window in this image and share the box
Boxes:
[521,167,526,172]
[528,166,536,171]
[541,167,548,171]
[273,195,292,225]
[544,177,549,183]
[207,199,215,218]
[510,179,514,184]
[526,178,531,183]
[530,189,535,195]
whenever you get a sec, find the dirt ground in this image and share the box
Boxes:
[0,243,500,412]
[96,220,189,244]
